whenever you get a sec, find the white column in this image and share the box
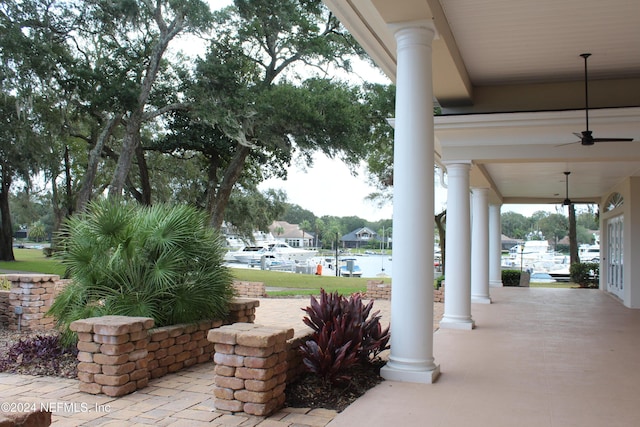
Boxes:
[440,162,475,329]
[471,188,491,304]
[380,20,440,384]
[489,204,504,287]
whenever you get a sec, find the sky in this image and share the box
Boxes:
[257,154,559,221]
[258,154,394,221]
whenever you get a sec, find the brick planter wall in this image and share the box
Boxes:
[2,274,68,331]
[146,299,259,379]
[0,289,9,327]
[233,281,267,298]
[70,299,259,397]
[365,280,445,303]
[147,320,223,379]
[284,331,313,384]
[208,323,294,417]
[365,280,391,299]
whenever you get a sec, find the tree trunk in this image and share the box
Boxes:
[109,114,143,197]
[108,10,185,198]
[568,203,579,264]
[63,144,74,217]
[208,144,251,229]
[50,146,74,250]
[76,115,121,212]
[135,143,152,205]
[0,169,15,261]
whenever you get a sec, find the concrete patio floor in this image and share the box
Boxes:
[2,287,640,426]
[329,287,640,427]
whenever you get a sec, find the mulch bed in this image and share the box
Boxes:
[0,328,77,379]
[285,359,386,412]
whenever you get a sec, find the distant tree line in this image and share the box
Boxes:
[501,208,599,249]
[280,204,391,250]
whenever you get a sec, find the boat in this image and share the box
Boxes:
[502,240,556,271]
[248,254,296,271]
[230,246,268,264]
[579,244,600,262]
[230,241,317,264]
[266,242,317,262]
[339,258,363,277]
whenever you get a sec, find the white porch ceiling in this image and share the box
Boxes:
[323,0,640,208]
[440,0,640,86]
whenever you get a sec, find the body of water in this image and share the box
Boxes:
[317,254,392,278]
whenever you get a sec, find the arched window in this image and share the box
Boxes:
[604,192,623,212]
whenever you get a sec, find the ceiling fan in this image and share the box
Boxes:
[562,171,595,206]
[571,53,634,146]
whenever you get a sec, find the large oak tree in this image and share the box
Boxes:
[160,0,377,230]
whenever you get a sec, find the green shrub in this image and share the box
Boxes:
[569,262,599,288]
[434,275,445,289]
[502,269,521,286]
[48,199,235,345]
[299,289,390,384]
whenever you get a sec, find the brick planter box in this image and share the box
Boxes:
[70,298,259,397]
[1,274,68,331]
[70,315,155,396]
[208,323,294,417]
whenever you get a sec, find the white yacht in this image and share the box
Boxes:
[230,241,317,264]
[579,244,600,262]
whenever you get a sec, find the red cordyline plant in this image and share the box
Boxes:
[299,289,390,384]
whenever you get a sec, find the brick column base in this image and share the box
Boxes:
[208,323,294,416]
[70,316,154,397]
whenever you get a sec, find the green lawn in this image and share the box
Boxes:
[0,248,67,276]
[0,249,388,296]
[1,249,577,295]
[231,267,390,296]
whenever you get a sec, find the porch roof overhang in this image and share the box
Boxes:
[323,0,640,207]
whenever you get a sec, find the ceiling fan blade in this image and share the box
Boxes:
[591,137,634,142]
[556,141,580,147]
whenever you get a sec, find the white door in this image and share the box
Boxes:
[607,215,624,299]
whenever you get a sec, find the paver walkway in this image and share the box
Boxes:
[0,297,444,426]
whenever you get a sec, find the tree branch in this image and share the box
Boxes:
[142,102,190,121]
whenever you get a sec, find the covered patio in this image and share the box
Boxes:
[322,0,640,385]
[330,286,640,427]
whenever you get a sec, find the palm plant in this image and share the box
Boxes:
[49,199,235,345]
